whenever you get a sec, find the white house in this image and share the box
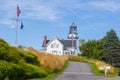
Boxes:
[41,36,76,55]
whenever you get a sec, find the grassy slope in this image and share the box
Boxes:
[29,62,69,80]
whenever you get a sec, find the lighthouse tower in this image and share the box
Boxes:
[68,22,78,40]
[68,22,78,54]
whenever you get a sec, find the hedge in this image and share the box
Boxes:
[0,60,25,80]
[22,63,48,79]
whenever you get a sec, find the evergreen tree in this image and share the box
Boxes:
[102,29,120,67]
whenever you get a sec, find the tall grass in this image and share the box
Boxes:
[27,47,69,73]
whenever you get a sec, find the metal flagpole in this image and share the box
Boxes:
[15,5,21,47]
[15,17,18,47]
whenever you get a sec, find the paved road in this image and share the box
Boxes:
[54,62,120,80]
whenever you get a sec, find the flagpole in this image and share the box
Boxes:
[15,5,21,47]
[15,16,18,47]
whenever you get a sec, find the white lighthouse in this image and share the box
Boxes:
[68,22,79,54]
[68,22,78,40]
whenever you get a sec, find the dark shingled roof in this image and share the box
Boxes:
[60,40,76,48]
[42,39,76,48]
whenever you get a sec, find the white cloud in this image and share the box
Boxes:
[0,0,61,21]
[1,0,120,26]
[23,4,60,20]
[87,0,120,12]
[0,0,84,20]
[0,19,12,26]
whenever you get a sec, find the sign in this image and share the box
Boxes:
[99,66,111,75]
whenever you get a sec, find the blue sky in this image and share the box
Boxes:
[0,0,120,50]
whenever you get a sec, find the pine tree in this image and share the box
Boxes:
[102,29,120,67]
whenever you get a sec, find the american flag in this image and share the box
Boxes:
[17,5,21,16]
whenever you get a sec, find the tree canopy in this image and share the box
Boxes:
[79,39,104,59]
[102,29,120,67]
[79,29,120,67]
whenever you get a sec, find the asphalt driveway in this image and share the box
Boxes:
[54,62,120,80]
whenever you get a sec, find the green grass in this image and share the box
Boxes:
[107,68,118,77]
[88,63,104,75]
[29,61,69,80]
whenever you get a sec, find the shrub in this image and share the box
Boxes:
[0,46,39,65]
[0,39,48,79]
[22,63,48,79]
[19,51,39,65]
[0,60,25,80]
[0,47,21,63]
[0,38,9,48]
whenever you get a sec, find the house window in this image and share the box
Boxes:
[51,43,58,48]
[52,50,58,54]
[51,45,53,48]
[57,45,59,48]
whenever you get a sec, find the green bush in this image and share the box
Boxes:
[22,63,48,79]
[0,60,48,80]
[0,46,39,65]
[0,38,48,79]
[0,47,21,63]
[0,38,9,48]
[19,51,39,65]
[0,60,25,80]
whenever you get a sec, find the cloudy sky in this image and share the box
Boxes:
[0,0,120,50]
